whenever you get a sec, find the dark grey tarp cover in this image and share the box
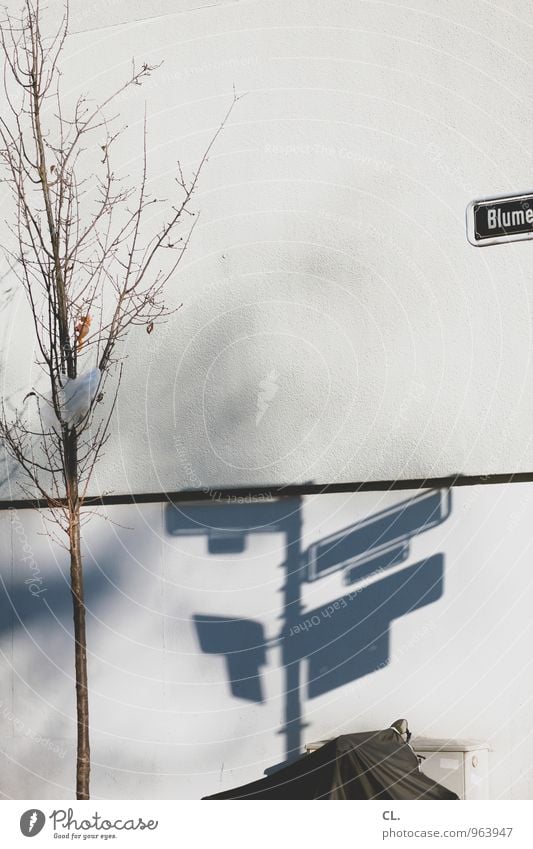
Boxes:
[204,730,458,800]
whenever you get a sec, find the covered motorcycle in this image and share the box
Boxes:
[204,728,458,800]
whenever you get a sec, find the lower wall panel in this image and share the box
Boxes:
[1,484,532,799]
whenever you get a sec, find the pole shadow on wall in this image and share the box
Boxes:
[165,489,451,763]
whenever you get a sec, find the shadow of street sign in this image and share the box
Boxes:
[288,555,443,698]
[194,614,267,703]
[166,490,451,757]
[307,489,450,582]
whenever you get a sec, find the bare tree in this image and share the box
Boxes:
[0,0,236,799]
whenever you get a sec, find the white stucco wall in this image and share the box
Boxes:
[1,484,533,799]
[2,0,533,499]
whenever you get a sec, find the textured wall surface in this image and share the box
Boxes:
[1,484,533,799]
[2,0,533,498]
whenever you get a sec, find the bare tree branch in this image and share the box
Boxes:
[0,0,237,799]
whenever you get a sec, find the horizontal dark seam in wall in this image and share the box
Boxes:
[0,471,532,510]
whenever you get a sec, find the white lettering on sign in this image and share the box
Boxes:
[487,207,533,229]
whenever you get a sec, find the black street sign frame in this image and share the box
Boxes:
[467,191,533,247]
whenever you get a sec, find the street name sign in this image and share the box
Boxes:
[467,192,533,246]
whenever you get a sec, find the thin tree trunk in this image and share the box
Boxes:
[0,3,233,800]
[65,427,90,799]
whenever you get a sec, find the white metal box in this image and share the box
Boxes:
[411,738,490,800]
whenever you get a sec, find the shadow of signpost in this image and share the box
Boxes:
[165,489,451,763]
